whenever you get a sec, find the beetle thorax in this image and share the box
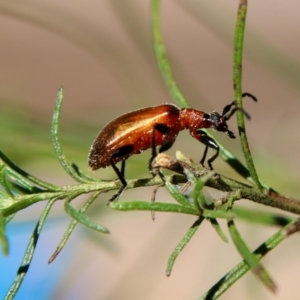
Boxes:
[179,108,205,130]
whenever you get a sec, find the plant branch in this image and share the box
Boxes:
[152,152,300,215]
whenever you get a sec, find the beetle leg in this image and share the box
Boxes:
[200,142,209,167]
[196,130,219,170]
[159,139,175,153]
[151,124,171,155]
[149,123,171,175]
[120,158,126,178]
[109,158,127,202]
[108,145,134,202]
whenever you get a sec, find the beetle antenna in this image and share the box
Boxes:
[224,107,251,121]
[222,92,257,121]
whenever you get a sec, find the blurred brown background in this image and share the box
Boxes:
[1,1,300,299]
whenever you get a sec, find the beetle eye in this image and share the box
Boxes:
[203,113,210,120]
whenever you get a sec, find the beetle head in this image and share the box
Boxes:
[203,94,255,139]
[203,111,236,139]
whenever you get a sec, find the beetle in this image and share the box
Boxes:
[88,92,256,202]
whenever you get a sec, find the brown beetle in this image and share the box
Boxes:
[89,93,256,201]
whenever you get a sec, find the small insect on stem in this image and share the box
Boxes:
[88,93,257,202]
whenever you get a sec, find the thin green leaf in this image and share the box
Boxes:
[199,219,297,300]
[166,217,204,276]
[232,2,262,190]
[0,213,8,256]
[110,200,198,215]
[1,192,63,217]
[4,199,56,300]
[64,193,109,233]
[0,150,60,191]
[49,191,103,263]
[192,172,214,210]
[0,190,7,199]
[180,166,211,211]
[4,174,44,195]
[233,207,292,227]
[51,87,87,183]
[228,219,276,292]
[0,165,14,197]
[110,200,234,220]
[4,213,15,225]
[193,180,206,210]
[151,0,188,107]
[209,218,228,243]
[202,209,235,220]
[227,193,276,292]
[164,180,193,207]
[71,163,99,182]
[6,167,43,194]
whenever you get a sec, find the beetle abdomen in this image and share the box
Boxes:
[88,104,180,170]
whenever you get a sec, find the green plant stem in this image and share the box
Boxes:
[151,0,188,107]
[154,152,300,215]
[233,1,262,190]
